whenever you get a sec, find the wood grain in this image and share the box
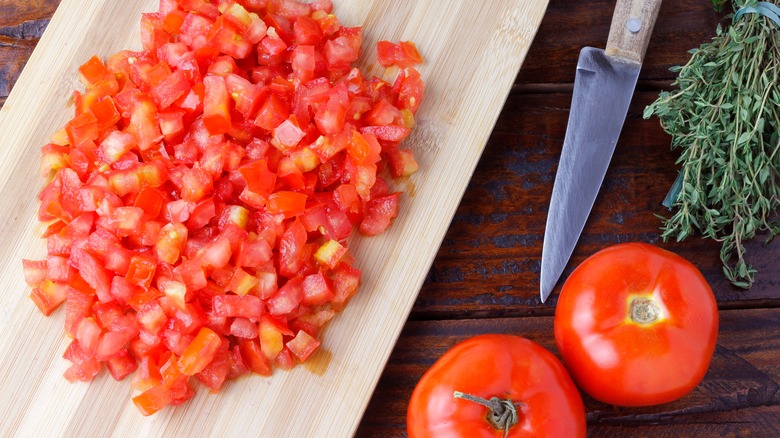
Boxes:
[605,0,663,63]
[358,308,780,436]
[0,0,548,436]
[0,0,59,108]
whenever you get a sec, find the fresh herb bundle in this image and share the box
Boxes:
[644,0,780,288]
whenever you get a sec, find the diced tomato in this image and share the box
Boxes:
[30,280,69,316]
[212,294,263,320]
[133,384,174,416]
[293,15,323,45]
[195,341,230,392]
[238,339,272,376]
[89,97,121,130]
[159,278,188,310]
[208,17,252,60]
[278,219,307,278]
[202,75,232,134]
[199,236,232,269]
[393,67,424,113]
[126,253,157,290]
[63,339,101,382]
[225,266,258,295]
[65,286,95,336]
[76,317,102,355]
[23,259,48,287]
[301,271,334,307]
[225,73,264,118]
[72,249,113,303]
[286,329,320,362]
[258,315,291,360]
[324,34,360,69]
[151,70,190,109]
[253,270,278,300]
[376,40,423,68]
[137,300,168,334]
[106,348,138,381]
[178,327,222,375]
[127,97,163,150]
[267,276,303,315]
[230,317,259,339]
[27,0,423,416]
[78,55,112,87]
[331,262,361,308]
[254,93,289,131]
[359,192,400,236]
[239,158,276,197]
[132,356,162,391]
[110,275,141,304]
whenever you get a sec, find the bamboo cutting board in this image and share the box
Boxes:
[0,0,547,436]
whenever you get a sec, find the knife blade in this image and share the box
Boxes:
[540,0,663,303]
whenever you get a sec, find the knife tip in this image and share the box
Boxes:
[539,270,557,304]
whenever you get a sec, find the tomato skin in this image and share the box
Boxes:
[554,243,718,407]
[408,334,585,438]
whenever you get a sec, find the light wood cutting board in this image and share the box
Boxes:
[0,0,548,436]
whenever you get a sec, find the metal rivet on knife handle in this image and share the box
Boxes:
[627,18,642,33]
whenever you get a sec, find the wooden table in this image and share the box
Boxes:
[3,1,779,436]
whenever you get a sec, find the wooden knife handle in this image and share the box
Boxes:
[605,0,663,64]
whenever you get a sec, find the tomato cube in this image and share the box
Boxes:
[238,339,272,376]
[151,69,190,109]
[239,158,276,197]
[178,327,222,375]
[22,259,48,287]
[213,294,263,320]
[30,280,68,316]
[359,193,400,236]
[302,271,334,305]
[254,93,289,131]
[137,300,168,334]
[133,384,174,416]
[106,348,138,381]
[286,329,320,363]
[259,316,290,360]
[267,191,307,219]
[78,55,112,87]
[230,317,259,339]
[126,253,157,290]
[72,249,114,303]
[203,75,232,134]
[65,286,95,337]
[331,262,361,308]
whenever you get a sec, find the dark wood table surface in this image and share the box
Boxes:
[3,1,779,436]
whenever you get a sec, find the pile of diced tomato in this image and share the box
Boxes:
[21,0,423,415]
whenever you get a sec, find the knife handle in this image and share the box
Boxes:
[606,0,663,64]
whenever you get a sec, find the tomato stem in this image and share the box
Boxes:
[629,297,661,324]
[453,391,519,438]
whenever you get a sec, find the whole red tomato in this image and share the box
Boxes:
[407,334,586,437]
[554,243,718,407]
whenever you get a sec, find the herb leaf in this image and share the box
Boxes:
[645,0,780,288]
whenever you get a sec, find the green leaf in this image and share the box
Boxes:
[646,3,780,289]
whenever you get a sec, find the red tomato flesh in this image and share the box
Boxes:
[25,0,423,416]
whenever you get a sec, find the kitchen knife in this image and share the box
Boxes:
[540,0,663,303]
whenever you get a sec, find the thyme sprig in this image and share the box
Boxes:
[644,0,780,288]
